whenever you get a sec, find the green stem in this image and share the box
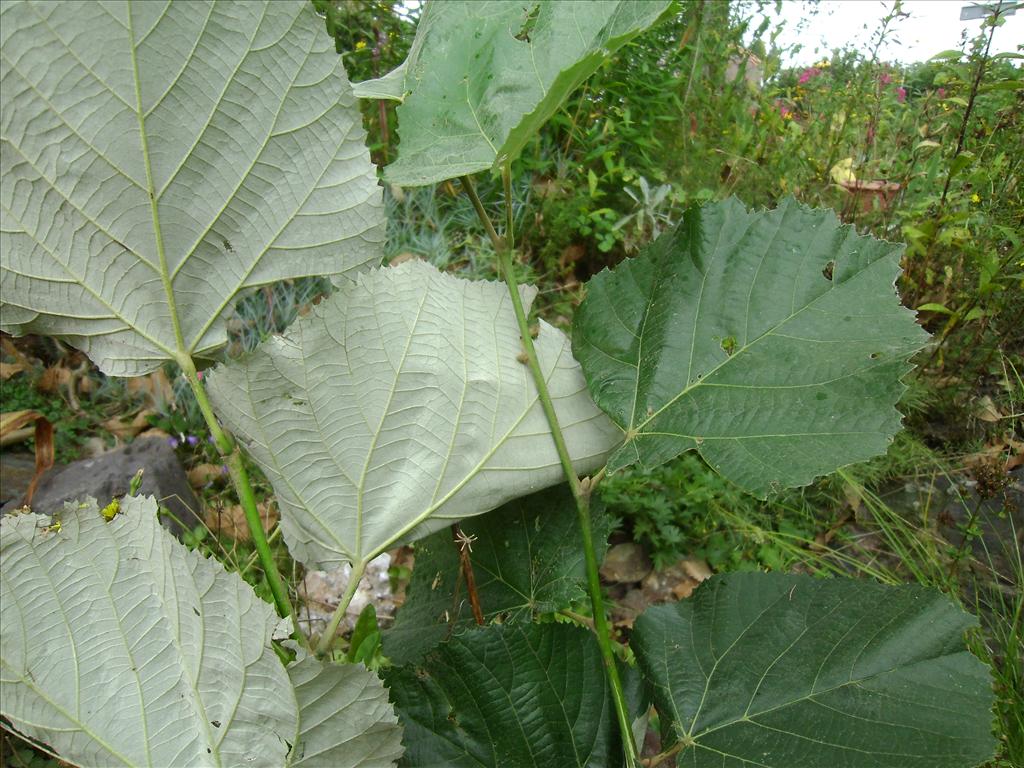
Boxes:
[315,560,366,659]
[460,172,639,768]
[179,359,302,645]
[241,526,282,577]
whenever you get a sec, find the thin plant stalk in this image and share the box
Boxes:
[241,526,282,577]
[178,357,303,645]
[460,171,640,768]
[939,10,999,207]
[315,560,367,658]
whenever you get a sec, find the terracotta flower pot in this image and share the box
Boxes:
[839,179,901,213]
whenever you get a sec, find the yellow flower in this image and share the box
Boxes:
[355,40,367,51]
[101,499,120,521]
[971,193,981,203]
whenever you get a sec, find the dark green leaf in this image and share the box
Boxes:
[348,604,380,663]
[386,623,623,767]
[631,573,996,768]
[383,486,613,665]
[573,197,929,496]
[354,0,670,186]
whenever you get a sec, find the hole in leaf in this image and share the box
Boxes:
[515,3,540,42]
[870,352,880,359]
[822,261,835,280]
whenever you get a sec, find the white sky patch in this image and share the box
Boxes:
[750,1,1023,65]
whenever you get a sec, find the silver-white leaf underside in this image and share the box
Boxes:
[207,260,622,570]
[0,497,297,767]
[0,0,383,375]
[288,653,404,767]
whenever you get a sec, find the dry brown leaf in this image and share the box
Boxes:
[136,427,171,441]
[25,417,54,505]
[388,252,419,267]
[671,579,697,600]
[125,369,174,408]
[0,361,27,379]
[679,557,712,582]
[188,463,226,488]
[102,410,155,440]
[974,396,1003,423]
[1,410,45,445]
[204,500,278,541]
[36,364,73,395]
[0,410,54,505]
[965,431,1024,473]
[638,557,709,608]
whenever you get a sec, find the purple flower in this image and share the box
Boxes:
[186,435,200,447]
[167,437,180,449]
[896,86,906,103]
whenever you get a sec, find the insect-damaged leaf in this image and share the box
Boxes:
[630,573,996,768]
[0,1,382,376]
[354,0,670,186]
[0,497,403,768]
[573,197,929,496]
[383,485,615,665]
[206,260,620,572]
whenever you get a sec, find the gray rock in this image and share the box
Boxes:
[2,438,201,537]
[0,452,37,508]
[599,542,653,584]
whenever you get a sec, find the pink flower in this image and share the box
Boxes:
[896,86,906,103]
[797,67,821,85]
[937,87,946,98]
[879,72,892,85]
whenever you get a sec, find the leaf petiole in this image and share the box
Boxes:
[178,357,304,647]
[460,170,640,768]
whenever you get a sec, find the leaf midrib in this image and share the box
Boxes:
[630,247,889,436]
[127,0,187,361]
